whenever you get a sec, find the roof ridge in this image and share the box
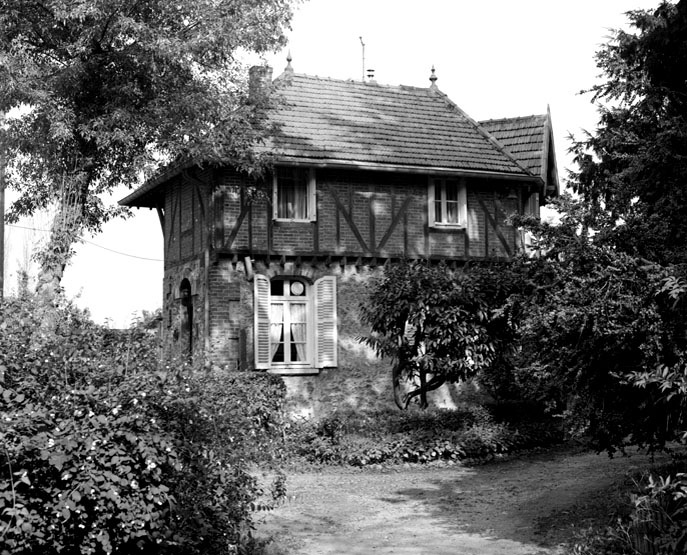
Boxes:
[479,114,547,124]
[274,71,433,93]
[430,90,536,178]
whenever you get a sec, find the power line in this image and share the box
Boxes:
[6,223,163,262]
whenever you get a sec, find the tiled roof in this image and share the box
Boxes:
[265,73,531,176]
[479,114,549,179]
[121,71,553,208]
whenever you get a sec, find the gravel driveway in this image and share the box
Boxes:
[255,445,672,554]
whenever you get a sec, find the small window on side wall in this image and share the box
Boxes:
[428,177,467,227]
[273,167,317,221]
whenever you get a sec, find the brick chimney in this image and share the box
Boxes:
[248,65,273,101]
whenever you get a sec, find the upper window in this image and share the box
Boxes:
[254,274,337,374]
[429,177,467,227]
[524,191,540,218]
[273,167,316,221]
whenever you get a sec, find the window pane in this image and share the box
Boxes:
[435,200,443,223]
[270,303,284,362]
[290,281,306,296]
[289,303,307,362]
[434,180,462,224]
[277,168,308,219]
[445,181,459,202]
[270,279,284,296]
[446,201,459,223]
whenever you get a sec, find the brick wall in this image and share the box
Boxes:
[158,165,523,416]
[161,258,206,364]
[214,167,521,260]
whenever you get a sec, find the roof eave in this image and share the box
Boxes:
[121,155,543,209]
[119,160,195,208]
[271,156,541,183]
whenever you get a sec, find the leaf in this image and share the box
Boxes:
[49,452,68,471]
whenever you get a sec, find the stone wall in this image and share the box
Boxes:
[161,258,206,365]
[200,259,491,418]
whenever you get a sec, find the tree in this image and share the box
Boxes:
[360,260,521,409]
[0,0,296,300]
[569,0,687,265]
[508,196,687,453]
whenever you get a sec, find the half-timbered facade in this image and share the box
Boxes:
[120,61,558,403]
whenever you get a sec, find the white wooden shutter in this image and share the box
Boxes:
[254,274,271,369]
[308,168,317,221]
[272,173,279,220]
[427,178,436,226]
[314,276,337,368]
[458,178,468,226]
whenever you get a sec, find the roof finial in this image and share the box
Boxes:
[285,51,293,74]
[429,66,438,89]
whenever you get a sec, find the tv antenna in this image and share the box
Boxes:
[359,36,365,81]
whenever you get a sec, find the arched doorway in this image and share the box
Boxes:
[179,279,193,359]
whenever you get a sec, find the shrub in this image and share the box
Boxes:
[571,463,687,555]
[0,295,286,555]
[284,406,562,467]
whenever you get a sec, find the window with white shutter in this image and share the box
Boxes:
[253,274,337,374]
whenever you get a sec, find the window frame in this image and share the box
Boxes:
[428,176,467,228]
[267,278,312,370]
[272,167,317,222]
[254,274,337,375]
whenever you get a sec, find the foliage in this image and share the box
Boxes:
[283,406,562,468]
[498,2,687,455]
[571,463,687,555]
[507,195,687,453]
[0,0,296,295]
[0,294,286,555]
[569,1,687,266]
[359,260,523,409]
[131,308,163,332]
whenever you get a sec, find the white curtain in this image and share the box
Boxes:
[290,302,307,362]
[270,303,284,362]
[279,176,307,219]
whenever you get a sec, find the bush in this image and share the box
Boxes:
[0,295,286,555]
[571,463,687,555]
[284,405,562,467]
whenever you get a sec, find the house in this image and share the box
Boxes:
[120,59,559,411]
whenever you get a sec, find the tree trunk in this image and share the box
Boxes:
[35,201,82,303]
[392,360,405,410]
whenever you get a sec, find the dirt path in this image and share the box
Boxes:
[255,445,672,555]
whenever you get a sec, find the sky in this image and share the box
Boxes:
[2,0,663,327]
